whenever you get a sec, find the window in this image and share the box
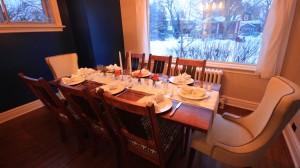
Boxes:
[0,0,64,33]
[149,0,273,65]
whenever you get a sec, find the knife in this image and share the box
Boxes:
[169,102,182,117]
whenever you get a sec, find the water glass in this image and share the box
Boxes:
[96,64,104,71]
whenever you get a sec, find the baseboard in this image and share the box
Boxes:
[221,95,259,111]
[283,124,300,168]
[0,100,44,124]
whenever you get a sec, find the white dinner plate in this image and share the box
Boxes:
[156,98,173,113]
[66,77,85,86]
[169,76,194,85]
[109,85,125,95]
[178,88,210,100]
[132,70,152,77]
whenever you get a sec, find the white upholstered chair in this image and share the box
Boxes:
[188,76,300,167]
[45,53,79,79]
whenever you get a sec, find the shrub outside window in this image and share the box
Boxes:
[149,0,273,65]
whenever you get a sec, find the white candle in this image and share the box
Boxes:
[119,51,123,70]
[128,51,132,74]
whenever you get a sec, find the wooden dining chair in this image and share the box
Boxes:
[97,88,184,168]
[147,54,172,76]
[18,73,85,153]
[124,52,145,71]
[45,53,79,79]
[174,58,206,81]
[56,82,118,156]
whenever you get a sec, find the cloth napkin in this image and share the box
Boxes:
[174,73,191,84]
[61,75,84,85]
[77,67,95,75]
[96,83,118,93]
[132,68,150,76]
[106,64,121,72]
[137,92,165,112]
[180,84,206,97]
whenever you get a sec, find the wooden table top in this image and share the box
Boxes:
[59,78,219,133]
[116,89,213,133]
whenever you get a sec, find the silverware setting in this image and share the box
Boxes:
[169,102,182,117]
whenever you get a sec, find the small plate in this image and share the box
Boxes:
[109,85,125,95]
[178,88,210,100]
[156,98,173,113]
[169,76,194,85]
[67,77,85,86]
[132,70,152,77]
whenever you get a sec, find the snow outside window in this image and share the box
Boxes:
[149,0,272,65]
[0,0,64,33]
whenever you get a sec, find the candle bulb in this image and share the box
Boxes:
[119,51,123,70]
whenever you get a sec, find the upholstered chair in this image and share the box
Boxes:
[45,53,79,79]
[188,76,300,167]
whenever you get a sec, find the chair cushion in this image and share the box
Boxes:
[191,114,253,155]
[127,117,182,156]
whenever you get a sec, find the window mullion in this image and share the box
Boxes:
[1,0,10,23]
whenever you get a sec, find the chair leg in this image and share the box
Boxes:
[75,127,85,153]
[184,127,191,155]
[187,148,196,168]
[57,121,67,142]
[91,134,98,155]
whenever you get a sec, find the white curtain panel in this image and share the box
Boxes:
[120,0,149,60]
[256,0,297,79]
[136,0,149,60]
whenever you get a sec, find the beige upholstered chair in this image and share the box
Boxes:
[45,53,79,79]
[188,76,300,167]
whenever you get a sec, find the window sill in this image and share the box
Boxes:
[206,61,256,72]
[0,24,65,33]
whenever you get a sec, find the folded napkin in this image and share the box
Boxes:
[182,72,191,80]
[61,75,84,85]
[181,84,193,94]
[106,64,121,72]
[77,67,95,75]
[137,92,165,112]
[132,68,150,76]
[180,85,206,97]
[96,83,118,93]
[192,88,206,97]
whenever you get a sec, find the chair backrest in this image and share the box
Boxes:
[125,52,145,70]
[97,89,165,165]
[56,83,115,139]
[174,58,206,81]
[211,76,300,167]
[45,53,79,79]
[147,54,172,76]
[18,73,77,123]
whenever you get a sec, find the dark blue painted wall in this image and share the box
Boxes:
[0,0,77,112]
[85,0,124,66]
[1,0,124,112]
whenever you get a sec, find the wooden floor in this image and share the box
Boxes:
[0,105,294,168]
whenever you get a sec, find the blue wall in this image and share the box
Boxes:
[0,0,124,112]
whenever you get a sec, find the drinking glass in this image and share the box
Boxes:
[96,64,104,71]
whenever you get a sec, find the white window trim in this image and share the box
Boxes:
[0,0,64,33]
[206,60,255,72]
[170,58,255,72]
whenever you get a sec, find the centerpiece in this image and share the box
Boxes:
[150,74,159,87]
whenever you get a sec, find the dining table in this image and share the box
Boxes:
[59,69,221,133]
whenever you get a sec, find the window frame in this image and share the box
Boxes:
[0,0,64,33]
[147,0,272,72]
